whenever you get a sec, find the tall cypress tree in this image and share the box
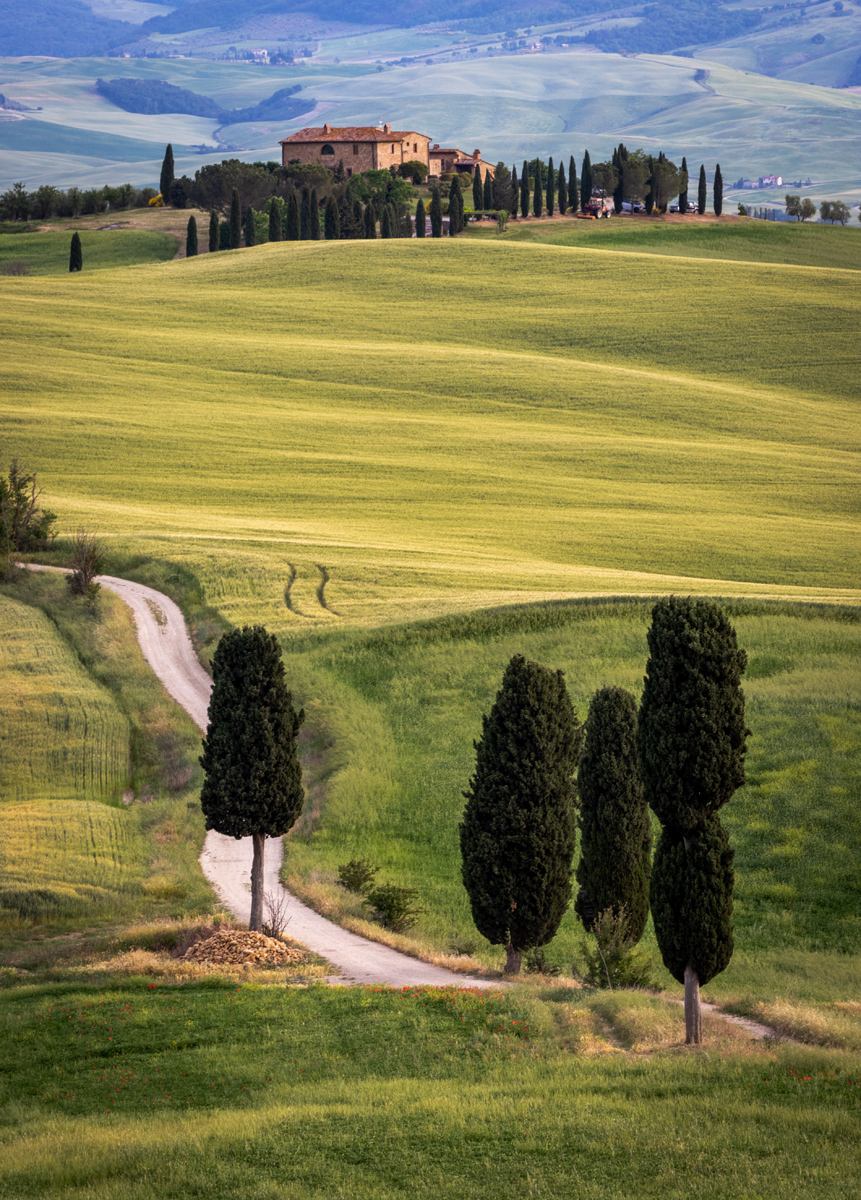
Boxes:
[352,198,364,235]
[533,162,543,217]
[415,197,426,237]
[186,214,198,257]
[613,143,627,214]
[580,150,592,211]
[510,165,519,217]
[473,169,483,211]
[697,164,707,215]
[679,156,689,215]
[300,187,311,239]
[520,161,530,219]
[714,163,723,217]
[546,157,555,216]
[324,193,340,239]
[269,199,282,242]
[448,182,462,234]
[575,686,651,943]
[69,231,82,272]
[286,192,300,240]
[364,203,377,239]
[208,209,219,253]
[159,144,174,205]
[482,172,492,210]
[380,204,393,237]
[568,155,578,214]
[229,188,241,248]
[309,188,321,240]
[219,221,231,251]
[638,597,749,1044]
[243,206,255,247]
[200,626,305,932]
[645,157,655,215]
[460,654,584,974]
[429,187,442,238]
[557,162,567,215]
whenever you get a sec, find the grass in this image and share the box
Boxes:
[4,237,859,638]
[276,600,861,1002]
[1,979,859,1199]
[467,211,861,271]
[0,227,178,275]
[0,567,213,943]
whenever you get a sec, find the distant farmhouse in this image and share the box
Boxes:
[280,122,494,182]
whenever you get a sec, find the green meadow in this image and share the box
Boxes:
[0,227,177,274]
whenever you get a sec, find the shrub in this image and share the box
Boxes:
[573,906,658,990]
[366,883,424,933]
[525,947,561,976]
[337,857,379,894]
[0,260,29,275]
[148,194,165,208]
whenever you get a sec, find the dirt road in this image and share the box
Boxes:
[74,570,495,987]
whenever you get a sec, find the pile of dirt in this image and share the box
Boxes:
[181,928,308,966]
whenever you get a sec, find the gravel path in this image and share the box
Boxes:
[50,569,495,988]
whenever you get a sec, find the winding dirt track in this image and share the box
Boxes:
[70,570,494,988]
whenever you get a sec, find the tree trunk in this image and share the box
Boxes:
[684,963,702,1044]
[249,832,265,932]
[504,943,522,974]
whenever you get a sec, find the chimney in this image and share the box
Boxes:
[473,150,481,160]
[433,143,440,149]
[323,123,331,134]
[383,122,391,134]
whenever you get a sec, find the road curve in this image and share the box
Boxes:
[30,566,494,987]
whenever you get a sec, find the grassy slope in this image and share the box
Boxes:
[279,601,861,1001]
[0,569,212,934]
[0,227,178,274]
[1,980,859,1200]
[3,235,859,633]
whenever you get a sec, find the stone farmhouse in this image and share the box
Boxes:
[280,122,494,182]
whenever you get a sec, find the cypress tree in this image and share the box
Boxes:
[69,231,82,272]
[243,206,255,247]
[380,204,393,237]
[309,188,321,240]
[186,214,198,257]
[448,182,462,235]
[510,165,519,217]
[300,187,311,239]
[714,163,723,217]
[546,157,555,216]
[638,597,749,1044]
[200,626,304,932]
[208,209,219,252]
[575,686,650,943]
[364,203,377,239]
[520,161,530,219]
[429,187,442,238]
[415,197,426,236]
[568,155,578,214]
[557,162,567,215]
[460,654,584,974]
[473,169,483,211]
[219,221,231,251]
[533,162,543,217]
[269,199,282,242]
[352,198,364,235]
[229,188,241,249]
[285,192,300,240]
[324,193,339,239]
[679,156,689,215]
[698,164,707,215]
[483,172,493,211]
[159,144,174,205]
[613,143,626,214]
[645,157,655,215]
[580,150,592,211]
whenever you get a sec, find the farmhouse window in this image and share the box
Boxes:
[353,144,359,155]
[391,144,395,153]
[321,144,335,156]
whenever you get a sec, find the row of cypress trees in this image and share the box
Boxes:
[460,596,748,1044]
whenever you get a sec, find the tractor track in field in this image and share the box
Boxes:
[22,564,800,1033]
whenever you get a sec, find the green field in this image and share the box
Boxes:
[0,227,178,274]
[1,979,859,1199]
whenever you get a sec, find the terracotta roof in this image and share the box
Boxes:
[429,148,464,155]
[280,125,425,144]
